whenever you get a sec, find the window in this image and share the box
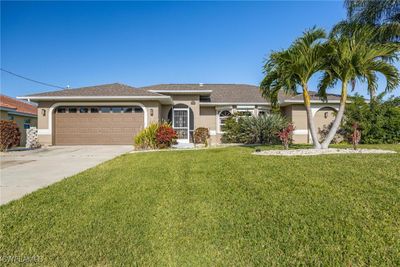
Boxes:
[218,110,232,132]
[123,107,133,113]
[90,107,99,113]
[57,107,66,113]
[79,107,89,113]
[68,107,77,113]
[8,115,14,121]
[236,111,252,117]
[134,107,143,113]
[100,107,111,113]
[24,119,31,124]
[200,95,211,102]
[112,107,123,113]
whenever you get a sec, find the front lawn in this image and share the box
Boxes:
[1,145,399,265]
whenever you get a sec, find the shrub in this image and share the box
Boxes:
[134,122,177,150]
[156,123,177,149]
[318,122,346,144]
[222,113,289,144]
[0,120,21,151]
[134,123,158,150]
[277,123,295,149]
[220,117,242,143]
[342,94,400,144]
[193,127,210,146]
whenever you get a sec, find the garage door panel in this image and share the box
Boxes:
[55,107,144,145]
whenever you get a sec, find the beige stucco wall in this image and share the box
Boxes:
[198,107,216,131]
[315,107,336,136]
[35,100,160,146]
[290,105,308,130]
[281,104,339,144]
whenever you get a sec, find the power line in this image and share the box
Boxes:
[1,68,66,89]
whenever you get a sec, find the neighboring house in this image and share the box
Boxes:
[17,83,340,146]
[0,94,38,146]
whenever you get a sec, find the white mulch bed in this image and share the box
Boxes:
[253,148,397,156]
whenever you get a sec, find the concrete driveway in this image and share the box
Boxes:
[0,146,132,205]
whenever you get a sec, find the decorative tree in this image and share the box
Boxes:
[276,123,295,150]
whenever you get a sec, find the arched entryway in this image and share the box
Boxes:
[315,107,337,140]
[167,104,194,143]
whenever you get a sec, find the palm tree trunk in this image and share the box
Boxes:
[302,85,321,149]
[370,89,377,102]
[321,81,348,149]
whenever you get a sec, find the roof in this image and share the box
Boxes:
[19,82,342,105]
[0,95,37,116]
[141,84,341,104]
[278,90,341,104]
[141,84,267,103]
[24,83,164,97]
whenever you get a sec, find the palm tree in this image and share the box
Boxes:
[345,0,400,24]
[318,25,400,149]
[332,20,400,44]
[261,27,327,148]
[331,21,400,100]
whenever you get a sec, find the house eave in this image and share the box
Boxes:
[149,90,212,95]
[0,106,37,117]
[279,100,348,106]
[199,102,270,107]
[17,96,174,105]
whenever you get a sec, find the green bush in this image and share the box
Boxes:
[222,114,289,144]
[342,94,400,144]
[134,122,177,150]
[134,123,159,150]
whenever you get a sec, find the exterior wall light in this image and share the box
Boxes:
[41,109,46,116]
[150,109,154,117]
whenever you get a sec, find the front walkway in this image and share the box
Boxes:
[0,145,132,205]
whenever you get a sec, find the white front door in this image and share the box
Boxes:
[172,108,190,143]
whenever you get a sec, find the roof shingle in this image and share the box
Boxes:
[141,84,267,103]
[25,83,163,97]
[0,95,37,116]
[22,82,341,104]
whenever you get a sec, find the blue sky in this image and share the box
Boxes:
[1,1,398,98]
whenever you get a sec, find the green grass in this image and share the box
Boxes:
[1,144,399,266]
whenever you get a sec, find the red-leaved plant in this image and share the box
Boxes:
[156,124,177,149]
[276,123,295,150]
[0,120,21,151]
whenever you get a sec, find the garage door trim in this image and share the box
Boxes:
[43,102,148,136]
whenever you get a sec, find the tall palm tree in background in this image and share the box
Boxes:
[318,25,400,148]
[333,1,400,100]
[261,28,326,148]
[345,0,400,23]
[331,22,400,100]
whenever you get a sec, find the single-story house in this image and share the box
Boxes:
[18,83,341,146]
[0,94,38,146]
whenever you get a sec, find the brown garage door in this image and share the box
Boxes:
[54,106,144,145]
